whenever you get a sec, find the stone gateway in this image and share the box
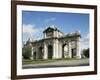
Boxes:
[25,25,81,60]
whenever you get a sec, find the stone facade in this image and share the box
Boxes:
[25,25,81,60]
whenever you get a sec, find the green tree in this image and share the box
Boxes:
[22,46,32,59]
[82,48,89,58]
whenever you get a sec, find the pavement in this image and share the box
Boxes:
[22,59,89,69]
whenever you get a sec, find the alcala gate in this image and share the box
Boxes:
[25,25,81,60]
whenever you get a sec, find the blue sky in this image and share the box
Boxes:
[22,11,89,49]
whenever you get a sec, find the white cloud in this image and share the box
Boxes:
[23,24,43,41]
[45,17,56,23]
[23,24,38,34]
[81,33,89,50]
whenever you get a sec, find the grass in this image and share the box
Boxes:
[22,58,83,65]
[23,59,61,64]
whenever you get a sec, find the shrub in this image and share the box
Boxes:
[82,48,89,58]
[22,46,31,59]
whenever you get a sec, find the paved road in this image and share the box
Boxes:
[22,59,89,69]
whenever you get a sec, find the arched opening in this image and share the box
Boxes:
[71,41,77,58]
[33,52,36,60]
[38,47,43,59]
[48,45,53,59]
[62,44,68,58]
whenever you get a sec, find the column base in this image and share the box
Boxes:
[67,56,72,58]
[76,56,81,59]
[43,57,48,59]
[30,57,33,60]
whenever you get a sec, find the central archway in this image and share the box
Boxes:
[48,45,53,59]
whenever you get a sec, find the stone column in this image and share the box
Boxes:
[43,42,48,59]
[56,40,59,58]
[76,37,81,58]
[58,42,62,58]
[30,47,34,60]
[53,39,59,59]
[68,41,72,58]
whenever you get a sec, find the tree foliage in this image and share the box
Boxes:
[82,48,89,58]
[22,46,32,59]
